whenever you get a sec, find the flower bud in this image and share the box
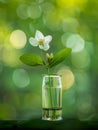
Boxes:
[46,53,50,59]
[50,53,53,59]
[46,53,53,61]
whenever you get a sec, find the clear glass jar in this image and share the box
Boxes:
[42,74,62,121]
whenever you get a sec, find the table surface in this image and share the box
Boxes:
[0,118,98,129]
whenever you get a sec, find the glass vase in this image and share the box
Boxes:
[42,74,62,121]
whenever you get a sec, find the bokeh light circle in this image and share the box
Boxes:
[36,0,44,3]
[63,34,85,52]
[16,4,29,19]
[28,5,42,19]
[43,10,62,31]
[41,2,55,14]
[2,46,20,67]
[62,17,79,32]
[77,95,95,121]
[57,67,75,90]
[12,69,30,88]
[10,30,27,49]
[71,49,90,69]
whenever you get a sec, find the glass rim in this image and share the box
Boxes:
[42,74,62,77]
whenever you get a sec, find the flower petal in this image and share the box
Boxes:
[39,45,44,50]
[29,37,39,46]
[35,30,44,41]
[44,35,52,44]
[43,44,50,51]
[39,44,49,51]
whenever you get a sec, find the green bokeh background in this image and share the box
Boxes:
[0,0,98,126]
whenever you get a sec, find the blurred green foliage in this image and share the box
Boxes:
[0,0,98,121]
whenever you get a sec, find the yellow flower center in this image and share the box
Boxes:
[39,39,44,45]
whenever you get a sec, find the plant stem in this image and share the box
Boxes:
[47,67,50,75]
[40,49,43,60]
[47,67,53,109]
[40,50,46,73]
[40,50,53,109]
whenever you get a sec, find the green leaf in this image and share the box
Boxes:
[20,53,44,66]
[48,48,72,68]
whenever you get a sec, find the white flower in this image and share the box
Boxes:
[29,30,52,51]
